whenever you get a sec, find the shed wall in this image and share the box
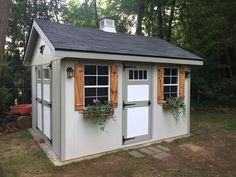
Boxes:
[62,59,190,161]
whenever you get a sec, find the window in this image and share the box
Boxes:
[43,68,50,80]
[129,69,148,80]
[37,69,41,80]
[163,68,178,100]
[84,65,109,106]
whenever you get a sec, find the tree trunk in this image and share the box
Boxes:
[225,40,233,78]
[0,0,11,80]
[166,0,176,42]
[93,0,99,28]
[157,0,163,38]
[136,0,145,35]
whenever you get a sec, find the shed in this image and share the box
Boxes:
[24,18,203,161]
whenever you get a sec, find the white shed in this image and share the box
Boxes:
[24,18,203,161]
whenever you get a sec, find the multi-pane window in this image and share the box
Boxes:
[84,65,109,106]
[129,69,148,80]
[43,68,50,80]
[37,69,41,80]
[164,68,178,100]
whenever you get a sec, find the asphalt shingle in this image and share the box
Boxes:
[34,19,203,61]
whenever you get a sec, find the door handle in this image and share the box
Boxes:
[123,101,136,109]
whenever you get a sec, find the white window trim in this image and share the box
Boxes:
[84,64,110,106]
[163,67,179,100]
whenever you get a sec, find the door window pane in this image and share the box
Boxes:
[43,68,49,79]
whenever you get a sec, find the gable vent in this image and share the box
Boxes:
[99,18,117,33]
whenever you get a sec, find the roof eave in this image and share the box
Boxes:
[55,50,203,66]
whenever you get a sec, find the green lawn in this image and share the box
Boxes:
[191,111,236,133]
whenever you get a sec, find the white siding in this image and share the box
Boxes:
[31,36,54,66]
[61,60,123,160]
[61,60,190,161]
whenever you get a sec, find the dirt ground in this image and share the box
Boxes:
[1,113,236,177]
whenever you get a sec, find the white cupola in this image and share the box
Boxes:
[99,18,117,33]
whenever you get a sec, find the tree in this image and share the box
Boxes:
[0,0,11,79]
[136,0,145,35]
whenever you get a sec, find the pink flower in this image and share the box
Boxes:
[93,99,97,104]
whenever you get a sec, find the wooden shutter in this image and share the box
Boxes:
[75,64,84,111]
[179,67,185,98]
[157,66,164,104]
[110,64,118,108]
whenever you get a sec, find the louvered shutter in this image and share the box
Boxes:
[179,67,185,98]
[75,64,84,111]
[110,65,118,108]
[157,66,164,104]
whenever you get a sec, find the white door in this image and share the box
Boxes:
[36,66,52,141]
[123,64,151,145]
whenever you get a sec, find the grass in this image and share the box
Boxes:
[0,131,54,177]
[1,111,236,177]
[191,111,236,133]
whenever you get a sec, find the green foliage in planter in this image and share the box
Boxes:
[164,97,186,119]
[83,101,114,131]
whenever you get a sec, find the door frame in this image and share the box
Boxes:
[122,63,152,145]
[35,64,52,144]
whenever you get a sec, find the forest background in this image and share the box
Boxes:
[0,0,236,112]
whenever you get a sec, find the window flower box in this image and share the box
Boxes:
[83,100,114,130]
[162,97,186,119]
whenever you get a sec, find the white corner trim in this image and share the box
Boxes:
[55,50,203,66]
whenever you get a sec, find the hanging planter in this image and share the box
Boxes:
[83,100,114,131]
[162,97,186,119]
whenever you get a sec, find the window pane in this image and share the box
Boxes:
[129,70,133,80]
[98,66,108,75]
[164,77,170,84]
[98,76,108,85]
[143,70,147,79]
[37,70,41,80]
[43,69,49,79]
[85,97,96,107]
[85,76,96,85]
[171,86,177,92]
[164,94,170,100]
[97,96,108,104]
[85,65,96,75]
[164,68,170,75]
[171,77,178,84]
[164,86,170,93]
[172,68,178,76]
[139,70,143,79]
[85,88,96,97]
[134,70,138,79]
[171,93,177,97]
[97,87,108,96]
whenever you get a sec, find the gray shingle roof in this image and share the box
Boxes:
[34,19,203,61]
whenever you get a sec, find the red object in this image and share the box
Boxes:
[10,104,32,115]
